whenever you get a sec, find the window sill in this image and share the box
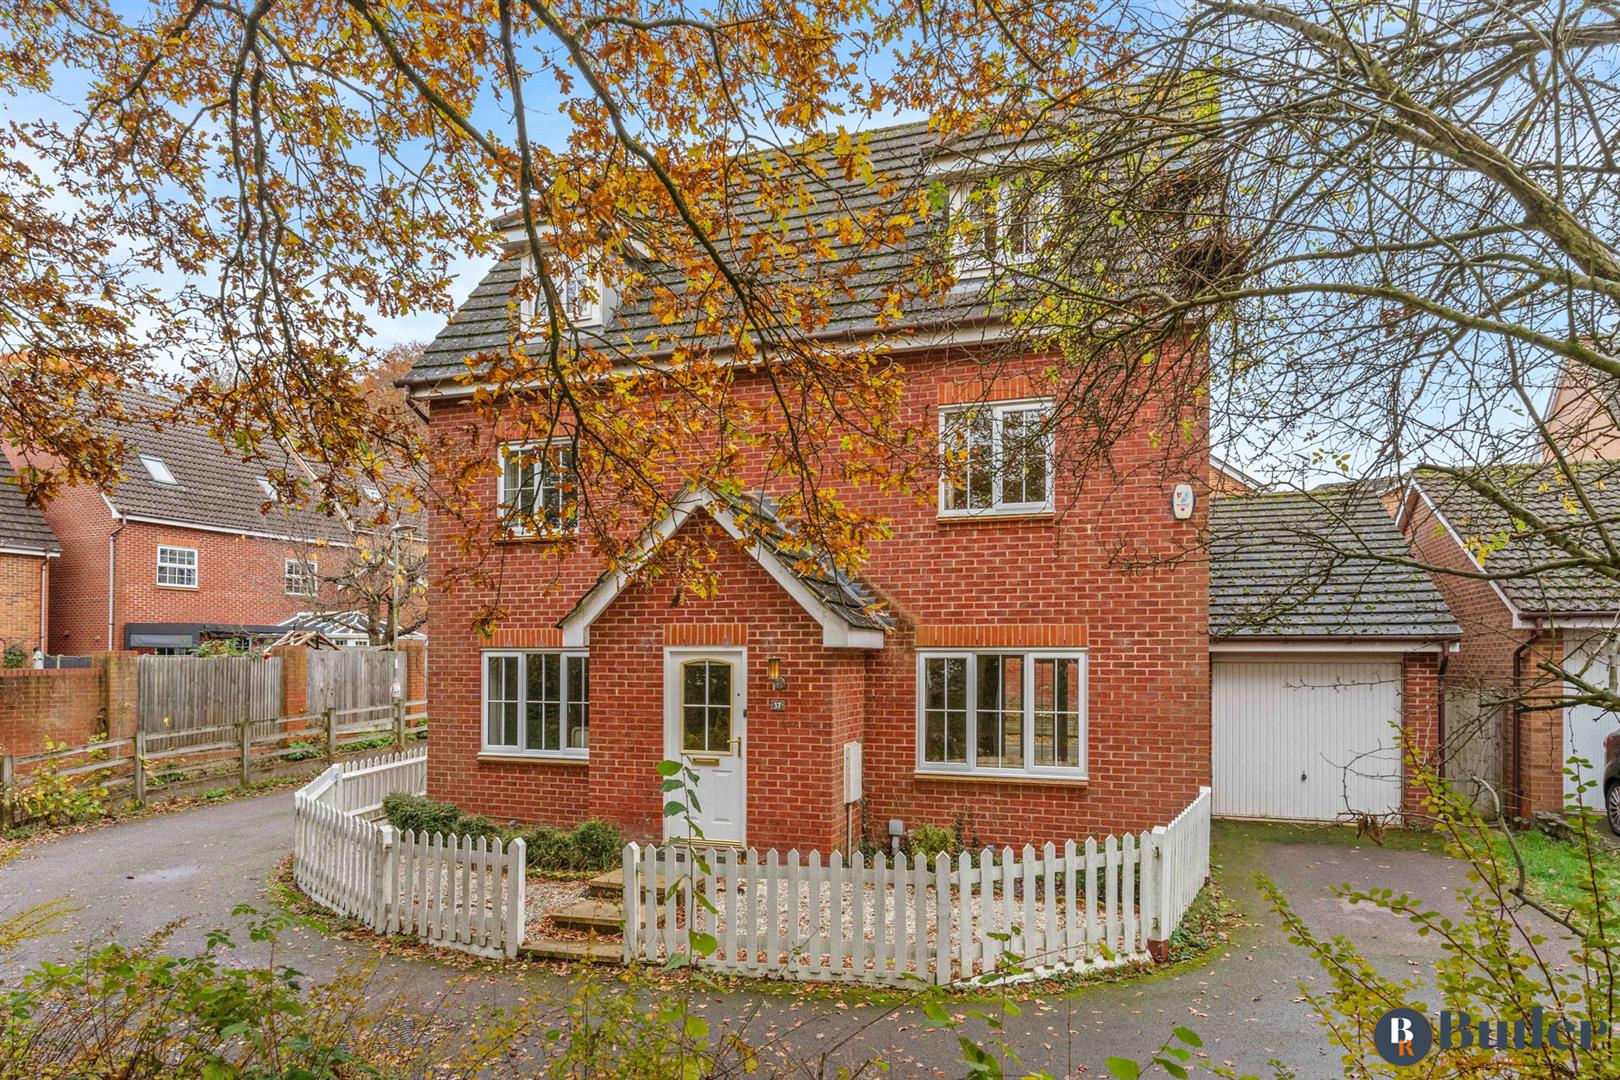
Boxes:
[936,510,1055,525]
[478,752,589,766]
[155,583,200,591]
[913,770,1087,789]
[494,531,579,546]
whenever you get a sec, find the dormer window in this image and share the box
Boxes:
[257,476,276,500]
[948,174,1064,280]
[521,252,608,329]
[138,454,177,485]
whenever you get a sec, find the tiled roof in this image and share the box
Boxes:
[0,455,59,555]
[713,490,893,632]
[1412,462,1620,614]
[406,122,1043,387]
[1210,490,1459,639]
[96,389,351,544]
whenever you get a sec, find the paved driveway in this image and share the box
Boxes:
[0,795,1561,1077]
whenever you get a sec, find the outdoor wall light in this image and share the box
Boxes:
[767,655,787,691]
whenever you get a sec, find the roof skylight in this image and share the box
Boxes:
[138,455,177,485]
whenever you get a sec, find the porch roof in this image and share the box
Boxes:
[558,488,892,649]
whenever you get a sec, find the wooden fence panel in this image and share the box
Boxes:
[138,655,283,745]
[308,650,404,716]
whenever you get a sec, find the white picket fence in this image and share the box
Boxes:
[292,748,526,958]
[624,786,1211,985]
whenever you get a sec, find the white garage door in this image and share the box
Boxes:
[1213,658,1404,821]
[1564,635,1619,812]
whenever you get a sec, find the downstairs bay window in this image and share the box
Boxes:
[917,651,1086,777]
[483,651,589,758]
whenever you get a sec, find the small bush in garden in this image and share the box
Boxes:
[4,742,108,827]
[568,819,624,870]
[525,825,577,870]
[1,643,26,668]
[382,791,469,836]
[909,823,959,863]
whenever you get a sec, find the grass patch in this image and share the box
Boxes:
[1489,826,1620,918]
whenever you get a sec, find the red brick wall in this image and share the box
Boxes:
[0,552,46,656]
[1401,652,1441,819]
[0,668,105,756]
[421,343,1210,849]
[21,475,118,654]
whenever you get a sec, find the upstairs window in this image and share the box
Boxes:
[949,175,1064,279]
[918,651,1086,777]
[521,252,605,328]
[257,476,277,500]
[498,441,579,536]
[939,400,1054,515]
[138,455,178,485]
[156,545,198,588]
[284,558,319,597]
[483,651,589,757]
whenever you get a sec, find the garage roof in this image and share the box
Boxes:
[1210,490,1459,641]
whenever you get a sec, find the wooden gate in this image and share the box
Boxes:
[138,655,284,741]
[307,649,403,716]
[1442,686,1506,817]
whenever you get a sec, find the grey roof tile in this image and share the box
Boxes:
[0,455,59,555]
[1414,462,1620,614]
[1210,490,1459,639]
[406,122,1039,387]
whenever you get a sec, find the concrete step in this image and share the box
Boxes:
[519,938,623,964]
[551,899,625,933]
[589,870,684,899]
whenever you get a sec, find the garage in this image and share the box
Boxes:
[1563,634,1620,812]
[1210,491,1461,822]
[1212,657,1404,820]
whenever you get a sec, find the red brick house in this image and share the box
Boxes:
[4,389,357,654]
[0,453,59,662]
[1397,463,1620,820]
[404,126,1452,849]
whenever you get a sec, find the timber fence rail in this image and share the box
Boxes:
[624,786,1212,986]
[0,697,428,828]
[292,747,526,959]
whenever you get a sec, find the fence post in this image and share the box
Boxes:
[0,754,12,830]
[324,707,336,761]
[505,836,527,958]
[392,698,405,749]
[1146,826,1170,963]
[373,824,396,933]
[239,720,252,789]
[133,729,147,806]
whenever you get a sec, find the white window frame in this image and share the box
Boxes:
[481,649,590,759]
[948,175,1060,280]
[155,545,198,589]
[915,649,1088,779]
[520,252,603,328]
[283,557,319,597]
[937,398,1056,517]
[138,454,178,485]
[497,440,580,537]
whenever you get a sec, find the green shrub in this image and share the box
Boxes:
[1,643,27,668]
[568,819,624,870]
[909,823,959,863]
[381,792,497,840]
[525,825,576,869]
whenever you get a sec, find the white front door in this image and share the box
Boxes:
[663,648,747,845]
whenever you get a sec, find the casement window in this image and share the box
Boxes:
[498,441,579,536]
[939,400,1055,515]
[520,252,605,328]
[155,545,198,588]
[949,175,1064,279]
[284,558,319,597]
[483,651,589,757]
[917,651,1086,777]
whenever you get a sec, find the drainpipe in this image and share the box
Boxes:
[1511,626,1541,824]
[37,558,48,657]
[107,519,124,651]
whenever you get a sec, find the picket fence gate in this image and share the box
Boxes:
[624,787,1211,986]
[292,748,526,958]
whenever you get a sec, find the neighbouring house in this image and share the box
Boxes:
[1209,490,1458,822]
[0,454,60,662]
[1,388,407,655]
[1208,454,1261,496]
[1543,354,1620,462]
[1397,462,1620,820]
[405,123,1214,853]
